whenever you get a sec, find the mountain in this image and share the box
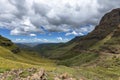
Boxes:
[22,43,41,47]
[33,43,66,56]
[16,43,33,51]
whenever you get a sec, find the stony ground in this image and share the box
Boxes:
[0,68,80,80]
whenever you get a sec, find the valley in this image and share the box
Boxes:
[0,8,120,80]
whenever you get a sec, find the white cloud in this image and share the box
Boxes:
[30,33,36,37]
[30,38,49,43]
[15,38,50,43]
[65,31,84,36]
[56,37,69,42]
[15,38,27,42]
[57,37,63,41]
[64,38,69,42]
[15,38,21,41]
[14,37,70,43]
[0,0,120,35]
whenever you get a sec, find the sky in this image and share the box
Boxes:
[0,0,120,43]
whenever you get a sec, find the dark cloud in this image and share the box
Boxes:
[32,2,51,16]
[8,0,28,19]
[0,0,120,35]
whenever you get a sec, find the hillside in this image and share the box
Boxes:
[16,43,33,51]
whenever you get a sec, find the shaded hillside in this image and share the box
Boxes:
[33,43,65,56]
[0,35,20,53]
[16,43,33,51]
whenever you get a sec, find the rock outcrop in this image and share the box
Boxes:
[0,68,78,80]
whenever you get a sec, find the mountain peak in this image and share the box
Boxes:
[100,8,120,25]
[87,8,120,40]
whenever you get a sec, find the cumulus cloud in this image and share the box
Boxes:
[57,37,63,41]
[30,33,36,37]
[57,37,69,42]
[0,0,120,35]
[66,25,94,36]
[65,31,83,36]
[15,38,26,42]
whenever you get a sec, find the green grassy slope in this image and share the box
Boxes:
[0,46,55,70]
[33,36,83,59]
[33,43,64,56]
